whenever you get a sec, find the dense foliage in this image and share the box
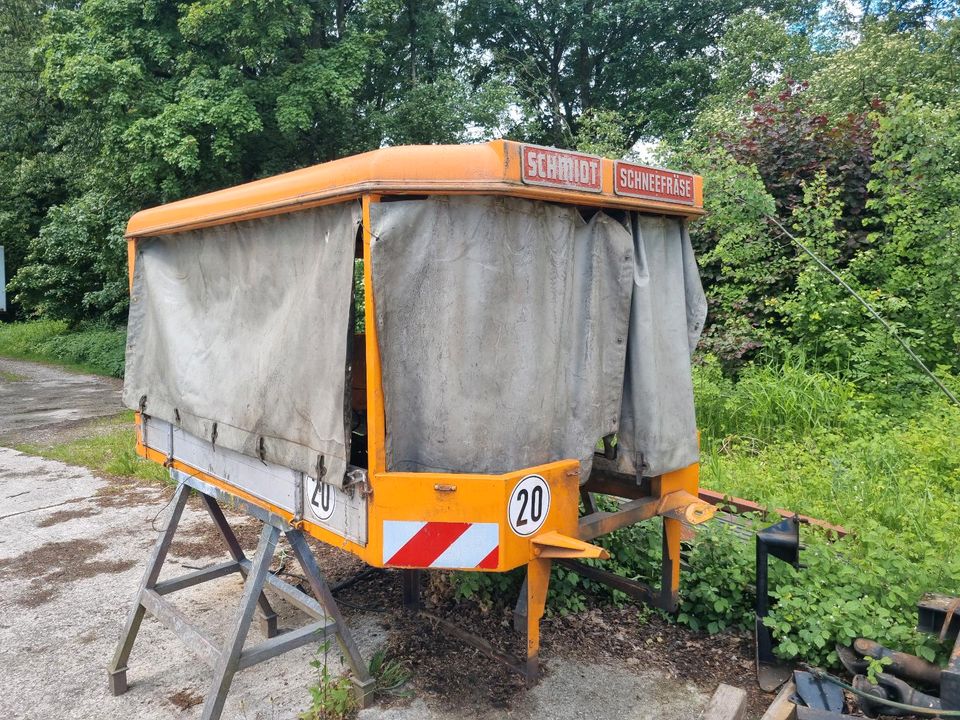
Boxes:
[673,19,960,387]
[456,360,960,667]
[0,0,806,323]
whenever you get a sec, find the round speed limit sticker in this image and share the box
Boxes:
[508,474,551,536]
[306,475,336,522]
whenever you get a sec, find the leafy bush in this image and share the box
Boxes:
[0,320,126,377]
[676,520,758,634]
[674,68,960,389]
[767,523,949,666]
[34,324,127,377]
[453,361,960,669]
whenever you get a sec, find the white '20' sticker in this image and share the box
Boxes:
[508,474,550,536]
[306,475,336,521]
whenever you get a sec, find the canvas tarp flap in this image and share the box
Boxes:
[122,202,360,486]
[615,214,707,477]
[370,196,705,480]
[371,196,634,476]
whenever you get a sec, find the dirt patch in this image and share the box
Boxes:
[307,562,772,719]
[169,689,204,711]
[538,607,771,719]
[35,506,100,527]
[92,478,169,509]
[16,581,58,608]
[166,510,263,560]
[0,538,136,607]
[308,535,369,585]
[77,629,99,645]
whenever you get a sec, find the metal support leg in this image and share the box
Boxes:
[286,529,376,707]
[513,577,529,633]
[401,569,422,611]
[108,482,192,695]
[200,493,279,638]
[200,524,280,720]
[107,475,368,720]
[580,489,598,515]
[524,558,551,685]
[660,517,681,613]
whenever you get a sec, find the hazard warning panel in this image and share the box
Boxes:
[614,161,695,205]
[521,144,602,193]
[382,520,499,570]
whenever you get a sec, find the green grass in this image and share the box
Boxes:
[687,358,960,664]
[0,369,27,382]
[693,357,960,548]
[0,320,127,377]
[16,411,169,484]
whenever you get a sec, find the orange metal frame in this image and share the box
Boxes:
[128,140,712,680]
[125,140,703,239]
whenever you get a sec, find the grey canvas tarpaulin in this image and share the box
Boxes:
[615,214,707,477]
[370,195,707,479]
[371,195,633,476]
[122,202,360,486]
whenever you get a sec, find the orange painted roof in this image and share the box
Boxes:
[126,140,704,237]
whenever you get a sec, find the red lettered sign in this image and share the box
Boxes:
[614,161,695,205]
[521,145,602,193]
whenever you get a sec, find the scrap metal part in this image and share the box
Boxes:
[852,638,941,687]
[792,670,844,713]
[853,673,941,718]
[917,592,960,710]
[755,516,801,691]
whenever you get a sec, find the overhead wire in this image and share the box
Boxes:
[765,213,959,407]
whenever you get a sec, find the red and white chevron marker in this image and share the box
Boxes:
[382,521,499,569]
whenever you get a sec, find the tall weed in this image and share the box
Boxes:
[0,320,69,357]
[694,354,862,446]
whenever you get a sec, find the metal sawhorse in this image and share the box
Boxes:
[107,472,375,720]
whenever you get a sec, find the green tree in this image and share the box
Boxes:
[456,0,819,147]
[0,0,65,319]
[8,0,509,322]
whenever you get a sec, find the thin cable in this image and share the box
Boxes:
[803,665,960,716]
[765,213,959,407]
[148,466,204,532]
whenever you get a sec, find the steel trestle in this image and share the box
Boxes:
[107,477,375,719]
